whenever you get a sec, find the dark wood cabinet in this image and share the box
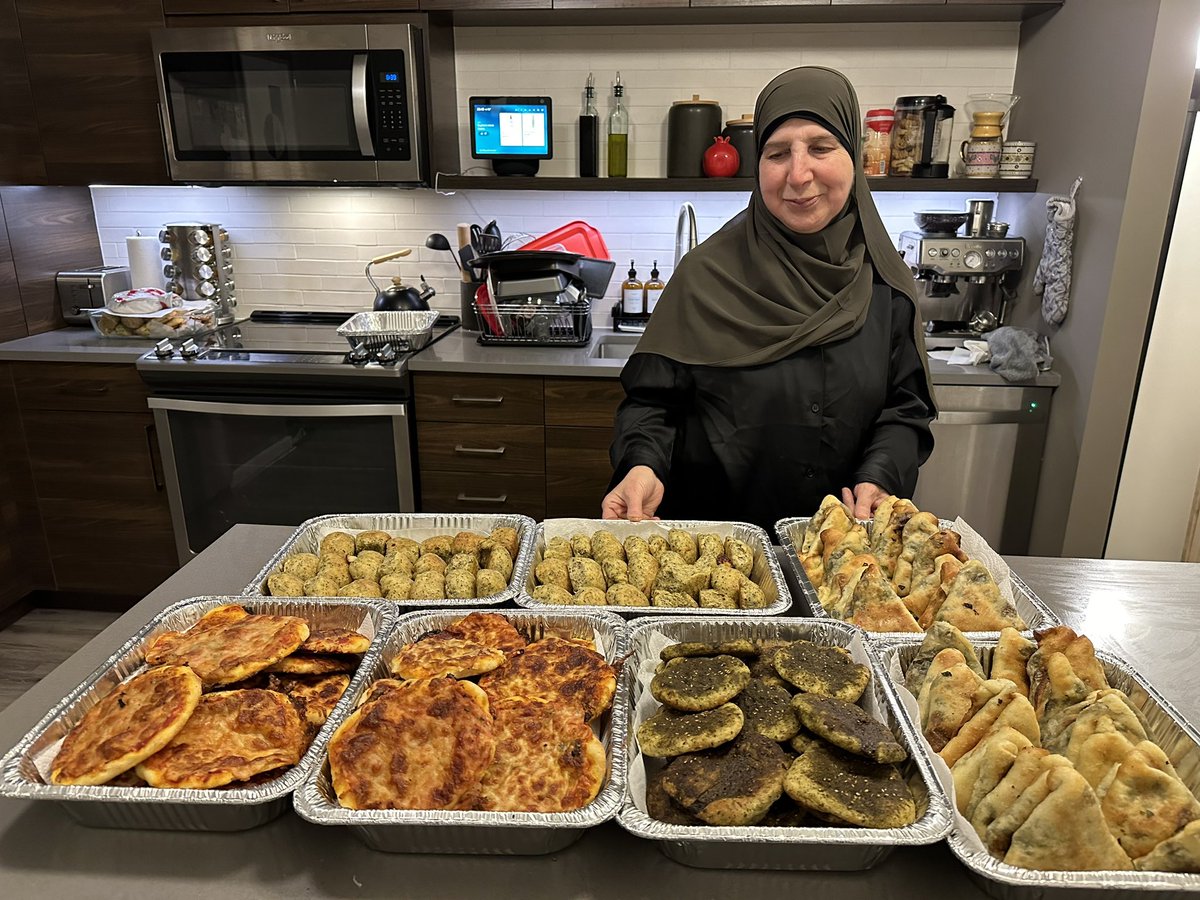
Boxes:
[0,0,46,186]
[163,0,286,11]
[17,0,167,185]
[10,361,178,598]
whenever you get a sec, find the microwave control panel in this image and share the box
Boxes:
[372,51,412,161]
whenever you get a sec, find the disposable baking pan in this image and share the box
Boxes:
[775,515,1059,637]
[616,616,953,870]
[294,607,630,854]
[243,512,537,607]
[515,518,792,618]
[0,595,395,831]
[877,637,1200,899]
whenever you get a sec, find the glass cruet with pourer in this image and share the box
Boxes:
[608,72,629,178]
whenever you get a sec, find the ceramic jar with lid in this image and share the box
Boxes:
[668,95,723,178]
[722,114,755,178]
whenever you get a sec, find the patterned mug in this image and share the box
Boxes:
[1000,141,1036,179]
[960,138,1001,178]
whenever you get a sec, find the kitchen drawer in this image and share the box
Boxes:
[12,362,151,414]
[419,471,546,521]
[417,423,544,474]
[544,377,625,427]
[413,373,544,425]
[545,426,614,518]
[23,410,165,501]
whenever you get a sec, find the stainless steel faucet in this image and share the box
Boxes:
[674,202,697,269]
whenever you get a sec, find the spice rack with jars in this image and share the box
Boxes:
[158,223,236,325]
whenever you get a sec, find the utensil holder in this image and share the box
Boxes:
[460,280,484,331]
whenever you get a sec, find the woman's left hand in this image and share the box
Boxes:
[841,482,889,519]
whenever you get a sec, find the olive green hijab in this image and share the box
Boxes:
[636,66,932,389]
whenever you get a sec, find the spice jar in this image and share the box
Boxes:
[863,109,893,177]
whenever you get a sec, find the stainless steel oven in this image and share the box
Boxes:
[152,24,426,184]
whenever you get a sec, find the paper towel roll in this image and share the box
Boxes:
[126,235,162,292]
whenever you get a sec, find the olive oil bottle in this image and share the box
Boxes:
[607,72,629,178]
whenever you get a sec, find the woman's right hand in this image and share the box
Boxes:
[601,466,664,521]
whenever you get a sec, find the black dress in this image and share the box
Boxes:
[609,281,935,533]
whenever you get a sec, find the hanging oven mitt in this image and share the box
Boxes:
[1034,176,1083,327]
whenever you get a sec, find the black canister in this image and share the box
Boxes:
[667,95,723,178]
[722,114,755,178]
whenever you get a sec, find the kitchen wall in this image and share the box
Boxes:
[91,20,1016,319]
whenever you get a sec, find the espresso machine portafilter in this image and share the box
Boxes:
[159,223,236,325]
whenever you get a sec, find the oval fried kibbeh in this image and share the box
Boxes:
[474,698,606,812]
[144,611,310,687]
[637,703,744,758]
[783,743,916,829]
[390,633,506,680]
[328,677,495,810]
[660,639,758,661]
[735,678,801,742]
[135,689,305,790]
[773,641,870,702]
[478,636,616,722]
[51,665,202,786]
[299,627,370,656]
[791,694,907,764]
[443,612,527,655]
[651,655,751,712]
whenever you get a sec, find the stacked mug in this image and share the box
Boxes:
[960,111,1003,178]
[1000,141,1036,179]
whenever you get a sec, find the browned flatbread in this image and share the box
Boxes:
[327,677,495,810]
[144,608,310,687]
[264,654,359,675]
[389,633,506,680]
[443,612,527,655]
[479,636,616,722]
[299,627,370,656]
[474,697,606,813]
[272,673,351,726]
[51,665,202,786]
[135,689,305,789]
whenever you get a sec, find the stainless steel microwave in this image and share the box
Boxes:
[152,24,426,184]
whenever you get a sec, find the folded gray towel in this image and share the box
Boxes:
[985,326,1047,382]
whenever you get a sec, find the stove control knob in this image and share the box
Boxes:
[153,339,175,359]
[348,342,370,364]
[179,339,200,358]
[376,343,398,365]
[964,250,983,269]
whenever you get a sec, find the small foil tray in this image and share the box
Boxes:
[336,310,439,351]
[617,616,953,870]
[877,638,1200,899]
[775,515,1059,638]
[293,607,630,855]
[0,595,396,832]
[243,513,537,607]
[514,518,792,618]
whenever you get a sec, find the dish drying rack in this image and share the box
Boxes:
[474,299,593,347]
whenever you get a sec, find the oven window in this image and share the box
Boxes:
[163,50,367,160]
[165,407,408,555]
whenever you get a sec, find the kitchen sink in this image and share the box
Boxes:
[589,333,640,360]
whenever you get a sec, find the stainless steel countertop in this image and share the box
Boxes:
[0,326,1061,388]
[0,524,1188,898]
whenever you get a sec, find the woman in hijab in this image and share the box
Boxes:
[602,66,936,532]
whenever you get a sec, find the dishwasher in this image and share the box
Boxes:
[914,383,1053,555]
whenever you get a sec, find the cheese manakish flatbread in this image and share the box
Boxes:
[474,698,606,813]
[298,627,370,656]
[51,665,202,786]
[328,677,495,810]
[271,673,351,726]
[479,636,616,722]
[265,654,359,675]
[389,633,507,680]
[136,688,305,789]
[443,611,527,655]
[145,607,310,687]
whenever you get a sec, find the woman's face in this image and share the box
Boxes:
[758,118,855,234]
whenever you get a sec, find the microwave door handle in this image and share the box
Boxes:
[352,53,376,158]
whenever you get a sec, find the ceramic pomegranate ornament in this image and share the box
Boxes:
[702,136,740,178]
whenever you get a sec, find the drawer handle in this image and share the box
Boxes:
[144,423,165,491]
[457,492,508,504]
[451,395,503,405]
[79,385,110,395]
[454,444,506,456]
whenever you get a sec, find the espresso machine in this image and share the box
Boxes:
[898,202,1024,344]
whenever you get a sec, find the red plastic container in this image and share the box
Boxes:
[520,220,611,260]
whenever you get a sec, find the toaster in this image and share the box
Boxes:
[57,266,131,326]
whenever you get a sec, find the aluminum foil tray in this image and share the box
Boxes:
[336,310,439,351]
[294,607,630,855]
[775,515,1059,638]
[243,513,537,608]
[616,616,953,870]
[878,638,1200,899]
[0,595,396,831]
[515,519,791,618]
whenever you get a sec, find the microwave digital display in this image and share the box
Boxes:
[382,72,399,82]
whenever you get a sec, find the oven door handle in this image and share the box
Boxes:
[351,53,376,158]
[147,398,406,418]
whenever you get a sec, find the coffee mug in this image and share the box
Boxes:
[1000,140,1036,179]
[960,138,1001,178]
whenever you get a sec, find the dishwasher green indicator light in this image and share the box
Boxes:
[1029,402,1039,410]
